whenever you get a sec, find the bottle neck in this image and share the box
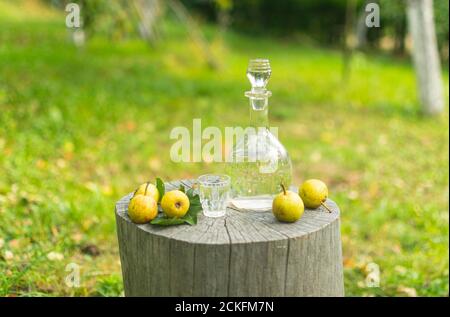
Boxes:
[249,97,269,128]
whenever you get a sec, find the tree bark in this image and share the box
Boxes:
[407,0,444,115]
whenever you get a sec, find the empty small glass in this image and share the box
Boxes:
[197,174,231,218]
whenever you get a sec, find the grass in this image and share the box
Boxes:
[0,1,448,297]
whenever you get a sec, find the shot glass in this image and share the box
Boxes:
[197,174,231,218]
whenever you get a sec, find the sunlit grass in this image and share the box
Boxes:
[0,1,448,296]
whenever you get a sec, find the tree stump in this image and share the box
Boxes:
[115,179,344,297]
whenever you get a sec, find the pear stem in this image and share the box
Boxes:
[144,182,150,196]
[280,183,287,195]
[321,202,332,213]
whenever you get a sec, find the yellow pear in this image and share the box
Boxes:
[134,182,160,202]
[299,179,329,210]
[128,194,158,224]
[272,184,304,223]
[161,190,190,218]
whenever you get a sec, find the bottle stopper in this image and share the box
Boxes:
[245,58,272,99]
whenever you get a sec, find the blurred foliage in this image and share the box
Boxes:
[77,0,135,40]
[94,275,124,296]
[433,0,450,55]
[185,0,449,59]
[45,0,449,60]
[377,0,407,52]
[48,0,136,39]
[188,0,349,44]
[0,0,448,297]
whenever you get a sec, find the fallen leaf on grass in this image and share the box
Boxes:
[347,190,359,200]
[36,159,47,169]
[51,226,59,237]
[309,151,322,162]
[47,251,64,261]
[4,250,14,261]
[125,121,136,132]
[378,134,388,146]
[9,239,29,250]
[343,257,356,268]
[22,219,33,227]
[84,182,98,193]
[71,233,84,243]
[36,283,55,294]
[397,286,417,297]
[394,266,407,274]
[56,158,67,169]
[82,219,94,230]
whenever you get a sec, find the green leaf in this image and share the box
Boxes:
[182,214,196,226]
[184,188,202,225]
[179,185,185,193]
[150,216,185,226]
[155,178,165,202]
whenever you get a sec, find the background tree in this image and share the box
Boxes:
[407,0,444,115]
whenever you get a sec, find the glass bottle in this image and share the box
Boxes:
[227,59,292,200]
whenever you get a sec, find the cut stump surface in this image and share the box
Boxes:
[115,179,344,297]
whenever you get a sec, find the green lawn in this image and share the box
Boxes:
[0,1,448,296]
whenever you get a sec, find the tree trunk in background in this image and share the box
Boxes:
[355,0,371,49]
[342,0,357,80]
[407,0,444,115]
[167,0,218,69]
[132,0,163,46]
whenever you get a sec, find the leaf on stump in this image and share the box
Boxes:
[155,177,165,202]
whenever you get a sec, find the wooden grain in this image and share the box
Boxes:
[116,179,344,296]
